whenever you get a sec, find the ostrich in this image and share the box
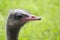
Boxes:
[6,9,41,40]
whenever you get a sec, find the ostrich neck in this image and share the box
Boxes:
[6,23,25,40]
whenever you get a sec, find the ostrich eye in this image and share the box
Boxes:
[14,13,23,20]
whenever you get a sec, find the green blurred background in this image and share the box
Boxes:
[0,0,60,40]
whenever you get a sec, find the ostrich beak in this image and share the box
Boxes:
[25,14,41,21]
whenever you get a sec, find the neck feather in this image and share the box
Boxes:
[6,23,25,40]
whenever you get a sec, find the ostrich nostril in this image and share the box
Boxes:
[31,16,35,18]
[31,16,42,20]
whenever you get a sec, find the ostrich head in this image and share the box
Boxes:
[6,9,41,40]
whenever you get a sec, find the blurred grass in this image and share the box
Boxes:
[0,0,60,40]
